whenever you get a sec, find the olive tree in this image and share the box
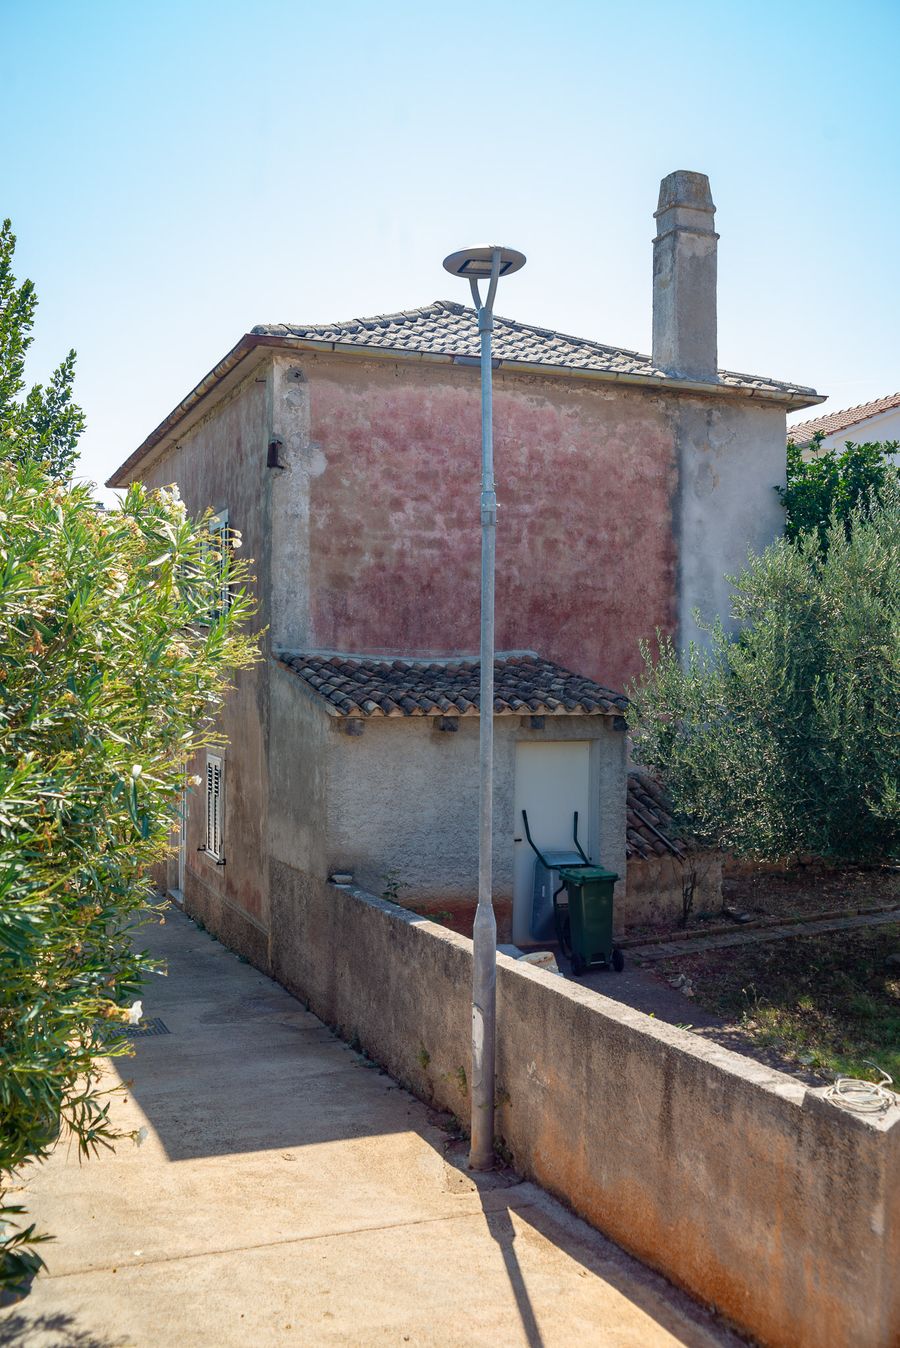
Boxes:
[629,485,900,865]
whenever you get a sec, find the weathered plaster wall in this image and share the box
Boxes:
[139,369,270,944]
[301,355,679,692]
[624,851,723,926]
[137,346,790,948]
[265,877,900,1348]
[674,397,786,650]
[266,357,324,650]
[272,351,789,684]
[323,713,627,918]
[268,660,329,879]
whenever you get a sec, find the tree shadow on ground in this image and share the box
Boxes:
[56,907,742,1346]
[0,1310,128,1348]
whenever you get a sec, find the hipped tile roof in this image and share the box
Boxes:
[280,653,628,719]
[254,301,817,399]
[787,392,900,446]
[108,292,823,488]
[626,770,686,861]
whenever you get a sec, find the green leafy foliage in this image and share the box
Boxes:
[778,432,899,549]
[629,484,900,865]
[0,219,85,480]
[0,460,258,1289]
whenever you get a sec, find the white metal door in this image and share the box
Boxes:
[513,741,590,945]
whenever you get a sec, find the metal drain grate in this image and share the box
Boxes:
[120,1017,170,1038]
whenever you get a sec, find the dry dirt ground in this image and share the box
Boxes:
[649,918,900,1084]
[582,869,900,1086]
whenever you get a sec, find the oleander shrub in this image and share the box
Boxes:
[0,217,258,1292]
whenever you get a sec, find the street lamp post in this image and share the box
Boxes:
[442,244,526,1170]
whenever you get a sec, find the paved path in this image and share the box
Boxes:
[626,906,900,962]
[1,908,743,1348]
[573,964,725,1028]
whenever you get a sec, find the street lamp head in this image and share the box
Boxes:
[442,246,526,279]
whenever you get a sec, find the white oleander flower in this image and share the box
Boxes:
[107,567,128,596]
[126,1000,143,1025]
[131,764,142,779]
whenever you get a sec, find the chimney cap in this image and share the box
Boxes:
[655,170,715,217]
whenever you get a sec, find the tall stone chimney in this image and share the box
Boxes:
[652,170,718,380]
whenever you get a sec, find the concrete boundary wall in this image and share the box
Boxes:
[257,865,898,1348]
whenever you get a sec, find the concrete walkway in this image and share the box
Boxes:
[0,908,746,1348]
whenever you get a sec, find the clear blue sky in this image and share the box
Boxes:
[5,0,899,497]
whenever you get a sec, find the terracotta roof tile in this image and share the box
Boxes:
[254,301,817,399]
[626,770,686,861]
[787,392,900,446]
[280,652,628,719]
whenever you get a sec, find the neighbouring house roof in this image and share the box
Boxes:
[255,301,818,399]
[626,770,686,861]
[787,392,900,447]
[108,301,823,487]
[279,652,628,718]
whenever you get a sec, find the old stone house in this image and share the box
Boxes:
[108,169,821,964]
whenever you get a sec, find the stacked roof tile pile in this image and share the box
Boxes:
[280,652,628,718]
[626,770,686,860]
[254,301,817,397]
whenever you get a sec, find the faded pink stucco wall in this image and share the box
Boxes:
[305,357,677,692]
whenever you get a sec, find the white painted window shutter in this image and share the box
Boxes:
[206,754,224,860]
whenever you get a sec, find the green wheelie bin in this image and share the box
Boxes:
[555,865,623,975]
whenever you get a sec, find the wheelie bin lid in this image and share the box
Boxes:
[557,865,618,884]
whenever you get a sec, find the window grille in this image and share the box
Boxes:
[205,754,224,861]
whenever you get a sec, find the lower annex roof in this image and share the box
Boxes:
[279,653,628,719]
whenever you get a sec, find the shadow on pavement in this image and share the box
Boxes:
[0,1310,129,1348]
[440,1140,744,1348]
[81,907,742,1346]
[117,910,414,1161]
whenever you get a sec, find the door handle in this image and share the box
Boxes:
[513,837,523,842]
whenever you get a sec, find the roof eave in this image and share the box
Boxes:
[106,333,286,488]
[489,356,824,409]
[275,654,627,720]
[320,706,622,719]
[252,334,825,407]
[108,333,824,488]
